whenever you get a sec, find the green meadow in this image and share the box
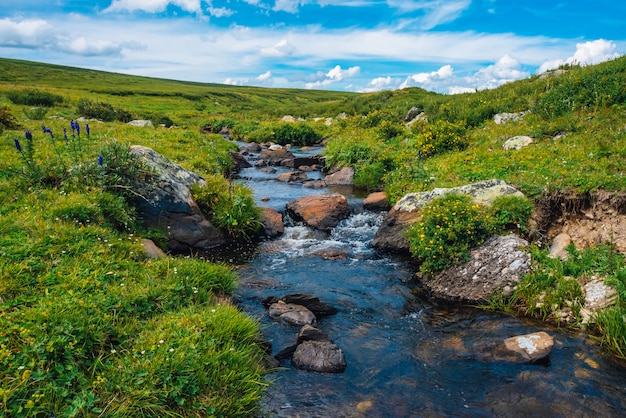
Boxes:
[2,56,626,415]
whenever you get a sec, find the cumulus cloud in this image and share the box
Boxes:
[361,76,394,93]
[538,39,621,73]
[260,39,294,57]
[305,64,361,89]
[0,18,55,47]
[400,64,454,89]
[59,37,128,56]
[104,0,203,14]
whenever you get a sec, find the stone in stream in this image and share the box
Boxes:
[292,340,347,373]
[258,207,284,238]
[503,331,554,364]
[263,294,338,317]
[268,300,316,326]
[286,193,351,231]
[363,191,391,212]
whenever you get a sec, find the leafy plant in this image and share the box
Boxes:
[407,194,493,275]
[490,194,534,233]
[6,88,64,107]
[192,175,261,240]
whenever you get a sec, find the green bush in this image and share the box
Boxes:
[0,104,21,129]
[407,194,493,275]
[76,98,133,122]
[248,122,322,146]
[490,194,534,233]
[22,107,49,120]
[408,119,468,157]
[6,88,63,107]
[192,175,261,240]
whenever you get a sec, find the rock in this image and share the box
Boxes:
[127,119,154,127]
[286,155,324,169]
[286,193,351,231]
[130,145,224,252]
[229,150,251,173]
[580,278,618,324]
[303,179,327,189]
[363,192,391,212]
[259,207,284,238]
[141,238,166,259]
[263,294,338,317]
[503,135,534,150]
[297,325,332,344]
[243,142,262,153]
[282,115,296,122]
[503,332,554,364]
[373,179,524,253]
[549,233,571,260]
[259,148,295,165]
[405,106,422,122]
[494,111,528,125]
[277,171,308,182]
[268,301,316,327]
[292,340,347,373]
[309,247,350,260]
[258,167,277,174]
[422,235,531,303]
[324,167,354,186]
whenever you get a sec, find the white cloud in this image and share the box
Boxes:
[361,76,394,92]
[257,70,272,81]
[0,18,55,47]
[391,0,472,30]
[59,37,126,56]
[260,39,294,57]
[208,7,235,18]
[405,64,453,84]
[305,64,361,89]
[104,0,204,14]
[538,39,620,73]
[273,0,305,13]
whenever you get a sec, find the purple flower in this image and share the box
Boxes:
[76,122,80,136]
[14,138,21,151]
[63,128,68,144]
[98,155,103,166]
[85,124,90,136]
[25,130,33,141]
[70,120,76,134]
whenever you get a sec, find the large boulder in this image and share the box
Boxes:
[268,301,316,327]
[373,179,524,253]
[503,135,534,150]
[363,191,391,212]
[286,193,351,231]
[422,234,531,303]
[130,145,224,252]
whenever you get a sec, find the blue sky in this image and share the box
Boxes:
[0,1,624,93]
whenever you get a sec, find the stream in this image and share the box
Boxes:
[222,144,626,417]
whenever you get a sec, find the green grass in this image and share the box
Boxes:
[2,55,626,416]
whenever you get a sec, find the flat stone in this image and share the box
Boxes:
[504,331,554,364]
[268,301,316,326]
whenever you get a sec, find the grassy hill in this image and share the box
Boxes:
[1,56,626,415]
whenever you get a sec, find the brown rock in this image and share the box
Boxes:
[259,148,295,165]
[277,171,308,182]
[286,193,351,231]
[363,191,391,212]
[259,207,284,238]
[141,238,166,259]
[503,332,554,364]
[324,167,354,185]
[371,208,421,253]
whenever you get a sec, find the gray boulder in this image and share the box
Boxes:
[268,301,316,327]
[130,145,224,252]
[324,167,354,186]
[292,340,347,373]
[422,234,531,303]
[503,135,534,150]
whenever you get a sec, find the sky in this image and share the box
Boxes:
[0,1,624,94]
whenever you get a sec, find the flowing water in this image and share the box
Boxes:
[224,145,626,417]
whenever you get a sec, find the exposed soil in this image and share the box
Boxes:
[533,190,626,253]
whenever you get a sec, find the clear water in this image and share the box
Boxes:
[225,145,626,417]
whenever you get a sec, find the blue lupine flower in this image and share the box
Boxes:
[76,122,80,136]
[86,124,90,136]
[70,120,76,135]
[63,128,68,144]
[98,155,103,166]
[14,138,21,151]
[25,130,33,141]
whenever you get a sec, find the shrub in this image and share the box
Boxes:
[6,88,63,107]
[22,107,49,120]
[490,194,534,233]
[192,175,261,240]
[248,122,322,146]
[76,98,133,122]
[407,194,493,275]
[408,119,468,157]
[0,105,21,129]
